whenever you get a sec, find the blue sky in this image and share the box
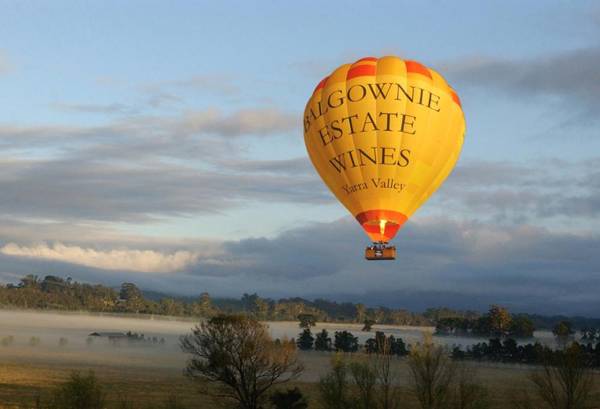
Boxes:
[1,1,600,315]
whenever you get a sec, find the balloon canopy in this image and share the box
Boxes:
[303,56,465,245]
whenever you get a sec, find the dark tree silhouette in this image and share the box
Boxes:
[362,319,376,332]
[270,387,308,409]
[298,313,316,329]
[315,329,332,351]
[334,331,359,353]
[180,314,303,409]
[296,328,314,350]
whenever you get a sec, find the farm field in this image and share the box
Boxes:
[0,310,598,408]
[1,352,600,408]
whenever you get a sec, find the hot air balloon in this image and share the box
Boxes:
[303,56,465,260]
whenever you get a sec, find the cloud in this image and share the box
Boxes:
[51,102,139,116]
[175,108,297,137]
[443,47,600,121]
[1,150,597,230]
[1,216,599,316]
[0,104,315,225]
[0,242,199,273]
[433,158,600,225]
[0,216,221,250]
[0,107,297,153]
[194,217,600,316]
[223,157,313,175]
[0,156,327,223]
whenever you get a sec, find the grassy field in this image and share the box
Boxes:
[2,353,600,409]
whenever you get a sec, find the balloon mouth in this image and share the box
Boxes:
[355,210,408,242]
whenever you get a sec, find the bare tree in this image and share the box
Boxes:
[408,334,456,409]
[373,337,404,409]
[180,314,303,409]
[529,344,594,409]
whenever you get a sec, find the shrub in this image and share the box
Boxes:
[50,371,104,409]
[408,336,455,409]
[318,356,350,409]
[270,387,308,409]
[1,335,14,347]
[449,365,490,409]
[530,344,594,409]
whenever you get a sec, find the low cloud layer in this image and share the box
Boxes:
[0,106,297,151]
[1,140,597,225]
[0,157,327,223]
[0,242,199,273]
[0,103,319,224]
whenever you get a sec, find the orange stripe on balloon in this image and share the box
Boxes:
[347,64,376,80]
[313,76,329,94]
[450,91,461,107]
[362,223,401,242]
[355,209,407,225]
[405,60,432,79]
[356,210,407,241]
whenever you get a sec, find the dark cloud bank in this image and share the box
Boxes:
[2,216,598,317]
[443,46,600,124]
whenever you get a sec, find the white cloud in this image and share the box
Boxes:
[176,108,297,137]
[0,242,199,273]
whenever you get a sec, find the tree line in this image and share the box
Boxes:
[295,327,600,369]
[0,274,468,324]
[2,275,599,332]
[435,305,536,338]
[451,337,600,367]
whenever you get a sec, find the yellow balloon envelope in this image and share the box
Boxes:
[303,56,465,246]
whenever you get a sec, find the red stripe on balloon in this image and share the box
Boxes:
[313,76,329,94]
[405,60,432,79]
[450,91,461,107]
[347,64,377,80]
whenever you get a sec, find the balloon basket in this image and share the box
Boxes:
[365,242,396,261]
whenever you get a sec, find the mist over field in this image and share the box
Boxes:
[0,309,560,377]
